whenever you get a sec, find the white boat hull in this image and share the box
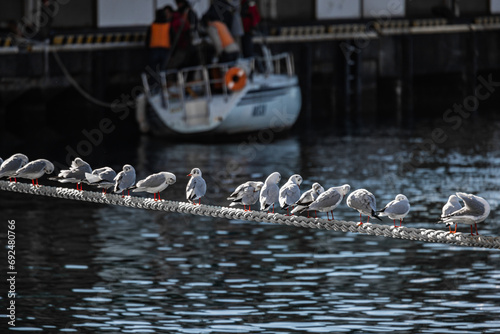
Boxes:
[136,54,302,138]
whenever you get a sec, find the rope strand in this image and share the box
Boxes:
[1,180,499,250]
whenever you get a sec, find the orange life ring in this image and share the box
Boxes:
[225,67,247,92]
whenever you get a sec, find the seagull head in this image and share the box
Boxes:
[44,161,55,174]
[341,184,351,195]
[123,164,135,173]
[395,194,408,201]
[289,174,303,186]
[266,171,281,184]
[312,182,324,194]
[163,172,176,185]
[252,181,264,192]
[188,168,202,177]
[73,157,86,167]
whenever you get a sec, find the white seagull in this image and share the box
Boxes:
[440,192,490,236]
[12,159,54,186]
[291,182,324,217]
[308,184,351,221]
[133,171,176,201]
[186,167,206,204]
[377,194,410,227]
[260,172,281,213]
[113,164,136,197]
[279,174,303,215]
[346,189,382,225]
[228,181,264,211]
[0,153,29,182]
[85,167,117,194]
[439,194,463,233]
[51,157,92,191]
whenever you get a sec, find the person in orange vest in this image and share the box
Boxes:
[146,7,173,71]
[203,15,240,63]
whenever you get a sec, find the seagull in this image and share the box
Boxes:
[85,167,117,194]
[308,184,351,221]
[0,153,29,182]
[260,172,281,213]
[440,192,490,236]
[50,157,92,191]
[279,174,303,215]
[439,194,462,233]
[186,168,206,204]
[377,194,410,227]
[291,182,324,217]
[113,164,136,197]
[346,189,382,225]
[227,181,264,211]
[12,159,54,186]
[132,171,176,201]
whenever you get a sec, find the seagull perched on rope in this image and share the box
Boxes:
[0,153,29,183]
[346,188,382,226]
[377,194,410,228]
[291,182,324,217]
[50,157,92,191]
[85,167,117,194]
[113,164,136,197]
[279,174,303,215]
[227,181,264,211]
[132,171,176,201]
[12,159,54,187]
[439,192,490,236]
[308,184,351,221]
[260,172,281,213]
[186,167,206,205]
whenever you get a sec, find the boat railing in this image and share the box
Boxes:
[143,52,295,124]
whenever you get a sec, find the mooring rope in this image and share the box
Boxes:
[1,180,499,250]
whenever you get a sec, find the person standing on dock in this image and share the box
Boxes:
[170,0,199,69]
[240,0,260,58]
[146,8,173,71]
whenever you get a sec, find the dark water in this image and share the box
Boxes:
[1,117,500,333]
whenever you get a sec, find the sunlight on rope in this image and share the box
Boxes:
[1,181,499,250]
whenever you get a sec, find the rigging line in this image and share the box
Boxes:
[51,49,136,109]
[1,180,499,250]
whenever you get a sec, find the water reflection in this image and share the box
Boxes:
[2,119,500,333]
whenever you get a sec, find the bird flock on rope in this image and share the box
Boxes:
[0,153,492,236]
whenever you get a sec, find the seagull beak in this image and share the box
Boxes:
[187,174,192,177]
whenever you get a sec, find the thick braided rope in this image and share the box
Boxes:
[1,180,499,249]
